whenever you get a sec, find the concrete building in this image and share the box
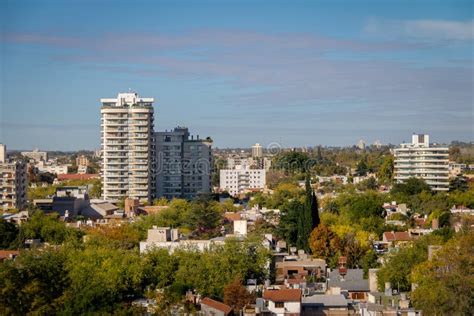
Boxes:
[155,127,212,200]
[394,134,449,191]
[76,155,89,167]
[101,92,155,202]
[21,149,48,162]
[252,143,263,158]
[220,165,266,196]
[0,144,6,163]
[139,226,224,254]
[36,161,69,174]
[1,160,28,211]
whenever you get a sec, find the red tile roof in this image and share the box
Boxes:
[263,289,302,302]
[383,231,411,242]
[224,212,242,222]
[0,250,20,260]
[201,297,233,315]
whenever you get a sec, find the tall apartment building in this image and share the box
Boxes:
[1,160,28,211]
[394,134,449,191]
[252,143,263,158]
[76,155,89,167]
[155,127,212,200]
[101,92,155,202]
[220,165,266,196]
[0,144,6,163]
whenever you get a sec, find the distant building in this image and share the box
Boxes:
[252,143,263,158]
[0,160,28,211]
[155,127,212,200]
[36,161,69,174]
[357,139,366,150]
[21,149,48,162]
[220,165,266,196]
[76,155,89,167]
[101,92,155,202]
[0,144,6,163]
[394,134,449,191]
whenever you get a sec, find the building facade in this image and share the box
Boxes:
[101,92,155,202]
[0,144,6,163]
[155,127,212,200]
[76,155,89,167]
[1,160,28,211]
[394,134,449,191]
[220,165,266,196]
[21,149,48,162]
[252,143,263,158]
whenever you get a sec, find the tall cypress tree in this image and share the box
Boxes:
[311,190,320,229]
[296,173,313,252]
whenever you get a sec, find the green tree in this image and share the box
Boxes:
[377,234,444,292]
[411,232,474,315]
[391,177,431,196]
[377,155,394,184]
[277,200,303,246]
[355,157,369,176]
[449,175,468,192]
[0,219,19,249]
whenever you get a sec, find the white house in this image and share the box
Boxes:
[262,288,301,316]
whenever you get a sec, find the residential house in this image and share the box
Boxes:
[301,294,351,316]
[261,288,302,316]
[327,269,369,301]
[200,297,233,316]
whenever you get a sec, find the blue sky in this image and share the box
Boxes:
[1,0,473,150]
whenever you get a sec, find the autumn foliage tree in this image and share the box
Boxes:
[308,224,341,259]
[223,278,255,312]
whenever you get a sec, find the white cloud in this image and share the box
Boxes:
[365,18,474,41]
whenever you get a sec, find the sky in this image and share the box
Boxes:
[1,0,473,150]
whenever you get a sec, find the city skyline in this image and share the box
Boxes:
[1,0,473,150]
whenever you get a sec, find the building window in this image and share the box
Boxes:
[275,302,284,308]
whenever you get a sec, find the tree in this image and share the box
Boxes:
[411,232,474,315]
[377,155,394,184]
[355,157,369,176]
[311,190,320,229]
[277,200,304,247]
[308,224,341,261]
[0,219,19,249]
[0,248,70,315]
[376,234,444,292]
[223,278,254,313]
[391,177,431,196]
[449,175,468,192]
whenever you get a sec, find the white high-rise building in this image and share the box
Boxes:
[0,144,6,163]
[394,134,449,191]
[220,165,266,196]
[100,92,155,202]
[252,143,263,158]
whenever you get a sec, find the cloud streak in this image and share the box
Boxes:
[365,18,474,41]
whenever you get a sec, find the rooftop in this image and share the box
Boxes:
[263,289,302,302]
[201,297,232,315]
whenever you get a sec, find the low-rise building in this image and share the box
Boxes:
[327,269,369,301]
[261,288,302,316]
[139,226,225,254]
[200,297,233,316]
[301,294,350,316]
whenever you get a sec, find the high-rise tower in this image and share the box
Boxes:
[100,92,155,202]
